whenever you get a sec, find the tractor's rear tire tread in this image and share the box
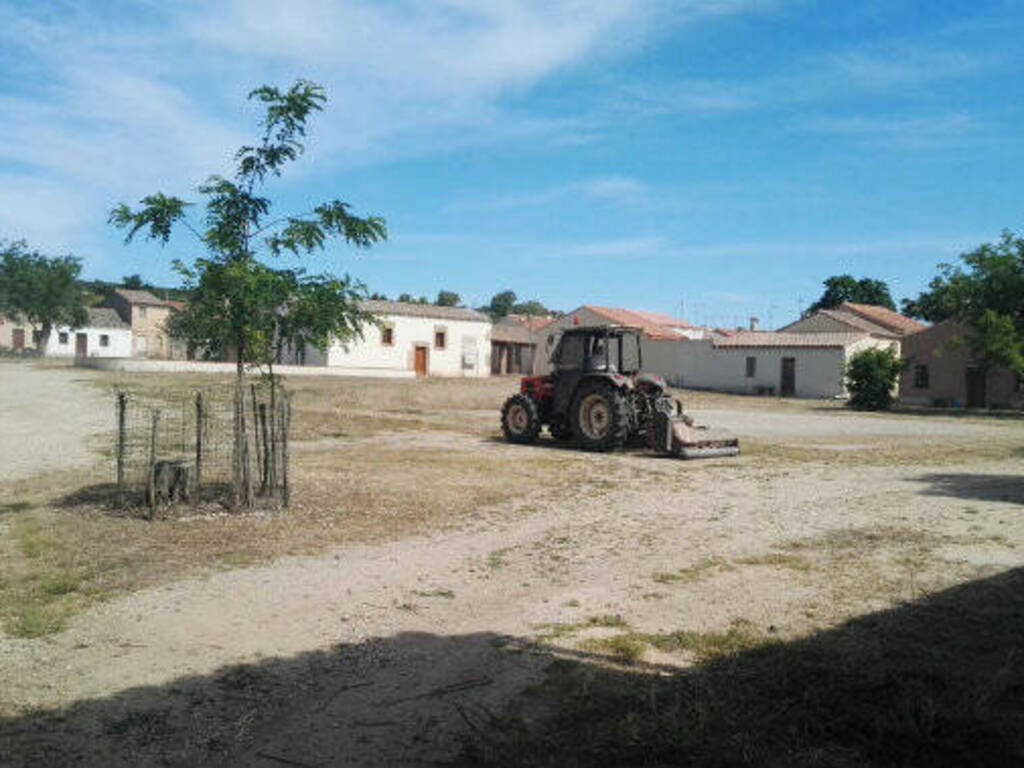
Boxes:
[501,394,542,444]
[570,380,631,451]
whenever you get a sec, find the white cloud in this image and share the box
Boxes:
[559,235,665,257]
[448,175,650,211]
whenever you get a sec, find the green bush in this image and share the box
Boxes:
[844,347,904,410]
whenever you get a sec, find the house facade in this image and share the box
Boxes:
[290,300,492,377]
[102,288,185,359]
[42,308,132,358]
[491,314,556,375]
[678,332,893,398]
[0,313,37,352]
[900,319,1024,409]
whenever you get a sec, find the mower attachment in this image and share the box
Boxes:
[650,408,740,459]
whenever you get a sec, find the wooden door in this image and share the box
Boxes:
[75,332,88,358]
[11,328,24,351]
[966,367,986,408]
[414,346,428,376]
[780,357,796,397]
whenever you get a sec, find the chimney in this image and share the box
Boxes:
[749,316,760,331]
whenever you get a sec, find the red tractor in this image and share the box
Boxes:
[500,325,739,458]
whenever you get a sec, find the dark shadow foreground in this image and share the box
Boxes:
[2,568,1023,767]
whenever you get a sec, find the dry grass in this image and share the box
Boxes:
[0,373,569,637]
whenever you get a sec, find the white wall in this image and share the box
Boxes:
[534,319,891,398]
[44,326,132,358]
[321,314,492,377]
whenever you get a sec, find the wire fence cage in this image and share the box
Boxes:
[113,380,291,514]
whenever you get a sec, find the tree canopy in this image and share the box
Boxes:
[0,240,88,353]
[808,275,896,313]
[902,231,1024,372]
[481,290,552,318]
[436,290,461,307]
[110,80,386,376]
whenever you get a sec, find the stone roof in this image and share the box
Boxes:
[491,323,535,343]
[712,331,867,349]
[113,288,181,307]
[359,300,490,323]
[818,309,898,337]
[839,302,927,336]
[86,307,130,329]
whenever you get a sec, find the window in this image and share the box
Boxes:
[745,356,756,378]
[381,326,394,346]
[138,306,147,319]
[58,332,69,344]
[913,364,929,389]
[435,330,446,349]
[99,334,109,347]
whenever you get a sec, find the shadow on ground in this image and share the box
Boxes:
[916,473,1024,505]
[2,568,1023,767]
[54,482,237,517]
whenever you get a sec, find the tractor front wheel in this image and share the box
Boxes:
[570,380,630,451]
[501,394,541,444]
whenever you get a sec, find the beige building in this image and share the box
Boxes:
[781,302,925,354]
[900,319,1024,409]
[101,288,185,359]
[0,313,38,352]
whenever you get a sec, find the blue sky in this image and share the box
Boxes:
[1,0,1023,328]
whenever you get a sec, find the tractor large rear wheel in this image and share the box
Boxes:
[501,394,541,444]
[570,380,630,451]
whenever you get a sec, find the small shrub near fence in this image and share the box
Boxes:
[113,380,291,515]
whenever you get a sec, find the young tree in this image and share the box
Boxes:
[902,231,1024,374]
[436,290,460,307]
[0,240,88,355]
[844,347,904,411]
[110,80,386,378]
[111,80,386,506]
[808,275,896,312]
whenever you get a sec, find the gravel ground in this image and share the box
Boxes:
[0,362,110,482]
[1,366,1023,766]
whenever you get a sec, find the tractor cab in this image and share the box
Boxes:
[549,326,643,376]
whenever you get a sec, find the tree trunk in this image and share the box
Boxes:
[37,322,52,357]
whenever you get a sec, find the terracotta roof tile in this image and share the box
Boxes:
[839,302,926,335]
[818,309,898,337]
[581,305,696,340]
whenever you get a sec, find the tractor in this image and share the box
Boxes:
[500,325,740,458]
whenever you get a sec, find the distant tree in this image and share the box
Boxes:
[808,275,896,313]
[436,290,460,307]
[510,299,549,316]
[844,347,904,410]
[902,231,1024,374]
[0,240,87,355]
[397,293,414,303]
[487,290,518,318]
[122,273,145,289]
[368,291,388,300]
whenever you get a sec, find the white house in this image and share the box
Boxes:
[289,300,492,377]
[670,332,896,398]
[535,304,897,398]
[44,307,133,358]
